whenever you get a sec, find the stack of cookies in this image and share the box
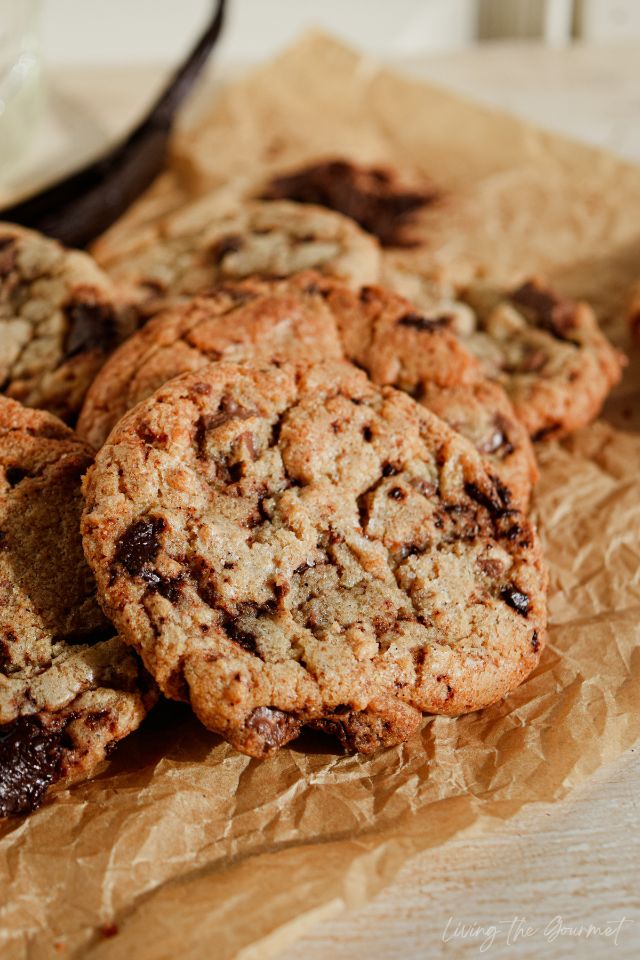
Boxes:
[0,158,625,816]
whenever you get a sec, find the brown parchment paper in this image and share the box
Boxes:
[2,34,640,960]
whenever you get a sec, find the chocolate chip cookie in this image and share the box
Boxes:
[386,265,624,439]
[0,397,155,816]
[0,223,136,422]
[77,274,344,450]
[260,158,437,247]
[93,198,381,314]
[82,362,546,759]
[459,279,625,440]
[463,279,625,440]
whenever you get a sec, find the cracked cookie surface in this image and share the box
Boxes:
[93,198,381,314]
[0,397,155,816]
[82,362,546,759]
[317,279,538,508]
[0,223,135,421]
[77,274,344,450]
[77,272,536,506]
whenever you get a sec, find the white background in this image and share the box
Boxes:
[41,0,477,66]
[39,0,640,68]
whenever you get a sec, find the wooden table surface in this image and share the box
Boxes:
[283,749,640,960]
[279,43,640,960]
[6,42,639,960]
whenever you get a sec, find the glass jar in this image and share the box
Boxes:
[0,0,43,178]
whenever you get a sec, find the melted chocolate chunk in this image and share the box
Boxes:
[228,461,243,483]
[501,586,530,617]
[5,466,30,487]
[115,516,166,576]
[502,523,524,542]
[240,598,277,620]
[64,296,117,357]
[0,716,65,816]
[510,281,577,340]
[261,159,437,246]
[195,576,217,610]
[244,706,301,752]
[229,629,259,656]
[83,709,110,731]
[0,236,17,277]
[397,543,421,561]
[136,422,169,446]
[359,286,375,304]
[444,503,480,542]
[478,415,515,459]
[194,416,209,457]
[210,234,244,264]
[494,481,513,508]
[195,398,256,457]
[464,482,509,520]
[0,633,15,671]
[219,599,278,658]
[28,421,70,441]
[357,492,370,530]
[140,570,185,603]
[397,311,450,332]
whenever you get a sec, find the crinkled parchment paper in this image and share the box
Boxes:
[2,34,639,960]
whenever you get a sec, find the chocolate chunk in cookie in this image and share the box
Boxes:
[261,159,438,247]
[0,716,65,816]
